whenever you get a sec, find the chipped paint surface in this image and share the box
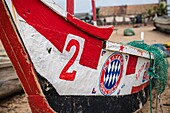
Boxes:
[0,0,153,112]
[3,0,152,96]
[8,18,150,95]
[40,0,67,18]
[106,41,154,59]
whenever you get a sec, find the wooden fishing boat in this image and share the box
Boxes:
[0,0,154,113]
[154,16,170,34]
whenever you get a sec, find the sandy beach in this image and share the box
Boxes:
[0,24,170,113]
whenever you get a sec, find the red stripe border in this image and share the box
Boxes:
[131,81,150,94]
[0,1,54,112]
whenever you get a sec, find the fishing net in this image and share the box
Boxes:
[124,28,135,36]
[127,40,169,94]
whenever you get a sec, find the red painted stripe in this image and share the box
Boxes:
[67,13,114,40]
[131,81,150,94]
[126,55,138,75]
[28,95,54,113]
[0,1,54,112]
[12,0,106,69]
[0,1,40,95]
[91,0,97,22]
[67,0,74,15]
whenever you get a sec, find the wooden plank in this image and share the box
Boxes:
[0,1,55,112]
[91,0,97,26]
[67,0,74,15]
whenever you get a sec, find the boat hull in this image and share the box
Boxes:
[37,71,150,113]
[154,16,170,34]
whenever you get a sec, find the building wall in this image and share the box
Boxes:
[99,4,158,17]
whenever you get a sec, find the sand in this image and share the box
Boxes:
[0,93,31,113]
[0,24,170,113]
[110,24,170,45]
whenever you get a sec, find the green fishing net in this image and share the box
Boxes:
[124,28,135,36]
[127,40,169,94]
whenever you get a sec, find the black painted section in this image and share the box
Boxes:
[37,71,149,113]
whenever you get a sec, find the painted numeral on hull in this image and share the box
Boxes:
[59,39,80,81]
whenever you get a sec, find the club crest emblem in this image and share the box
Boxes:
[100,53,123,95]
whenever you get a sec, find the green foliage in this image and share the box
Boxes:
[145,2,168,20]
[157,2,168,16]
[145,8,155,20]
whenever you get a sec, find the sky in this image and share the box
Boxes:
[54,0,159,13]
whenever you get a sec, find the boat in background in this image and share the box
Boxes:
[154,16,170,34]
[0,0,154,113]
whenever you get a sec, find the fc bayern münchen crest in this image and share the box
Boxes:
[100,53,123,95]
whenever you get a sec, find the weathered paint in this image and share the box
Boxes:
[0,0,154,113]
[37,71,150,113]
[106,41,154,59]
[0,0,54,112]
[4,17,150,95]
[40,0,67,18]
[126,55,138,75]
[41,0,114,40]
[99,53,123,95]
[11,0,114,69]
